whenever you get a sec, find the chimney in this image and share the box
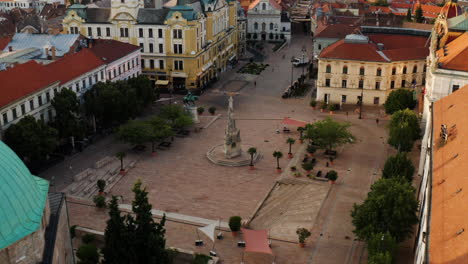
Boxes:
[8,46,12,52]
[51,46,56,59]
[377,43,384,50]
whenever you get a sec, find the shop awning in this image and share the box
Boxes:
[198,223,216,242]
[242,228,273,255]
[281,117,308,127]
[155,80,169,85]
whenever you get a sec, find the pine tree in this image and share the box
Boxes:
[415,5,424,23]
[405,8,413,22]
[102,196,131,264]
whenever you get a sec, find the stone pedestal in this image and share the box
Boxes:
[186,106,200,124]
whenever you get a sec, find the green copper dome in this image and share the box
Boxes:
[0,141,49,250]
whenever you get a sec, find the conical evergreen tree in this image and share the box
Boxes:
[102,196,131,264]
[405,8,413,21]
[415,5,424,23]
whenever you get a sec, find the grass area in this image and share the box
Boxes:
[237,62,269,75]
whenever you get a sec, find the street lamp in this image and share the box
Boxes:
[359,87,364,119]
[301,46,307,77]
[290,56,295,86]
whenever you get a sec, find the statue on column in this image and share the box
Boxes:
[183,91,200,123]
[224,96,242,158]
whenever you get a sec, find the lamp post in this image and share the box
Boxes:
[290,56,295,87]
[301,46,306,77]
[359,87,364,119]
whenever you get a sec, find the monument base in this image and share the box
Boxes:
[207,144,261,167]
[186,105,200,124]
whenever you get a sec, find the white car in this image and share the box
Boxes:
[292,57,309,67]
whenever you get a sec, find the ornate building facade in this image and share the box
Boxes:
[62,0,239,92]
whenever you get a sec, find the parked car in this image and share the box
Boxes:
[292,57,309,67]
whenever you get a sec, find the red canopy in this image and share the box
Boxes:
[242,228,273,255]
[282,117,308,127]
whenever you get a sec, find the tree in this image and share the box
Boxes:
[414,5,424,23]
[128,75,155,107]
[367,232,396,263]
[146,116,175,153]
[127,180,170,263]
[118,120,151,147]
[384,89,416,114]
[76,244,99,264]
[103,196,131,264]
[116,152,126,171]
[351,178,419,243]
[382,152,415,182]
[304,117,354,151]
[388,109,421,152]
[297,126,305,140]
[247,147,257,166]
[368,251,393,264]
[159,105,193,130]
[286,137,296,155]
[4,116,58,163]
[273,151,283,169]
[51,88,84,140]
[405,8,413,22]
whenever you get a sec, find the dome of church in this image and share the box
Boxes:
[440,0,462,19]
[0,141,49,250]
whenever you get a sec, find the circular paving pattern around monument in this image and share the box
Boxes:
[206,144,262,167]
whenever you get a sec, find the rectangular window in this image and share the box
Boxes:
[120,28,124,37]
[173,44,182,54]
[173,29,182,39]
[139,28,143,37]
[359,80,364,89]
[89,76,93,85]
[391,80,395,89]
[88,27,92,36]
[341,95,347,103]
[48,109,53,121]
[53,88,57,95]
[150,59,155,69]
[139,43,144,52]
[82,80,86,89]
[174,60,184,70]
[106,27,111,36]
[29,99,34,110]
[97,27,101,37]
[21,104,25,115]
[38,95,43,106]
[159,60,164,69]
[101,71,104,80]
[342,80,347,88]
[325,78,330,87]
[159,43,163,53]
[46,92,50,102]
[374,97,380,105]
[12,108,17,119]
[148,29,153,38]
[452,85,460,93]
[401,80,406,88]
[375,82,380,90]
[342,67,348,74]
[359,68,365,75]
[392,68,396,75]
[376,68,382,76]
[141,59,145,68]
[2,113,7,124]
[125,28,129,37]
[149,43,154,53]
[158,28,163,38]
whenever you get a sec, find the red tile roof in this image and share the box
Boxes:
[0,36,12,51]
[412,4,442,18]
[431,84,468,264]
[436,32,468,72]
[0,61,57,108]
[315,24,358,39]
[320,34,429,62]
[89,39,140,64]
[368,5,392,13]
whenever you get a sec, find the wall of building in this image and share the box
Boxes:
[106,51,141,81]
[246,0,290,41]
[51,199,74,264]
[313,37,339,57]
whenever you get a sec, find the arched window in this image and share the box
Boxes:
[413,65,418,73]
[403,66,407,74]
[326,64,331,73]
[342,65,348,74]
[262,3,266,10]
[262,23,266,31]
[376,67,382,76]
[392,67,396,75]
[359,67,365,75]
[254,22,258,30]
[270,23,274,30]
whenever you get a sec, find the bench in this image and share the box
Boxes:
[325,149,337,157]
[157,141,172,150]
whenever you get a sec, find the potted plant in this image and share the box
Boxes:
[208,106,217,115]
[197,107,205,115]
[247,147,257,170]
[286,137,295,158]
[302,162,314,173]
[93,195,106,208]
[320,102,327,112]
[329,157,334,166]
[296,228,311,248]
[116,151,126,174]
[97,179,106,195]
[310,99,317,110]
[328,103,338,115]
[229,216,242,236]
[290,165,297,172]
[297,127,305,143]
[293,172,302,177]
[307,145,316,157]
[327,170,338,184]
[273,151,283,173]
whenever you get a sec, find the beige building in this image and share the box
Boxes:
[317,31,429,106]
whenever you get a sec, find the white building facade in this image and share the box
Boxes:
[246,0,291,41]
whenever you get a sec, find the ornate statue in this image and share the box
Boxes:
[183,91,199,106]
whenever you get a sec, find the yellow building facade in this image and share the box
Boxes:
[62,0,239,91]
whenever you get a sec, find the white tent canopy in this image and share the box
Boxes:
[198,222,217,242]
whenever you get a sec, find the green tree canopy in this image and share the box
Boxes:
[405,8,413,21]
[351,178,419,243]
[103,196,131,263]
[128,75,155,107]
[415,5,424,23]
[159,105,193,130]
[382,152,415,182]
[118,120,152,147]
[4,116,58,162]
[51,88,85,139]
[367,232,396,263]
[384,89,416,114]
[388,109,421,152]
[76,244,99,264]
[304,117,354,151]
[146,116,175,152]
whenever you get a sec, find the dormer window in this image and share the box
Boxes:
[262,3,266,10]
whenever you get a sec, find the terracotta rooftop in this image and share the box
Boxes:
[314,24,358,39]
[412,4,442,18]
[89,39,140,64]
[436,32,468,72]
[320,34,429,62]
[0,36,12,51]
[431,84,468,264]
[368,5,392,13]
